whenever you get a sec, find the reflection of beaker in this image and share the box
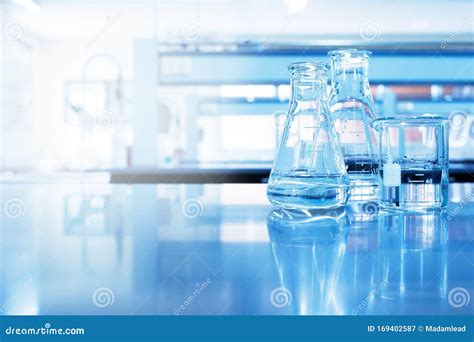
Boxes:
[267,62,348,209]
[267,208,348,315]
[377,210,448,314]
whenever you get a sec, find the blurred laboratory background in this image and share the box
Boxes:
[1,0,473,182]
[1,0,474,317]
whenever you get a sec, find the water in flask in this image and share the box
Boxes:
[267,62,349,209]
[328,49,379,202]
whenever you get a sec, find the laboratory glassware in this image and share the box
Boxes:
[372,114,449,210]
[328,49,379,202]
[267,62,349,209]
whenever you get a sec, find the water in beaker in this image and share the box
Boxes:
[372,114,449,210]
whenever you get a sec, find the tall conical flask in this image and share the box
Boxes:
[267,62,349,209]
[328,49,379,202]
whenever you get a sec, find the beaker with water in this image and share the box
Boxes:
[267,62,349,209]
[372,114,449,210]
[328,49,379,202]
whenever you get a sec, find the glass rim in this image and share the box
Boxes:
[327,49,372,59]
[288,61,329,74]
[372,114,449,128]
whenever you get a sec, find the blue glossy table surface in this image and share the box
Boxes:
[0,183,473,315]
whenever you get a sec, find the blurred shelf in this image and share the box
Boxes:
[110,167,270,184]
[110,163,474,184]
[0,171,110,184]
[1,164,472,184]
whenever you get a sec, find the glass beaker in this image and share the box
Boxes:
[328,49,379,202]
[372,114,449,210]
[267,62,349,209]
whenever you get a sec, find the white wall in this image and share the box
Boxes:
[155,0,473,40]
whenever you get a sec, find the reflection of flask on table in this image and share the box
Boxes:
[267,62,348,209]
[377,211,448,314]
[338,218,381,315]
[267,208,348,315]
[328,49,379,202]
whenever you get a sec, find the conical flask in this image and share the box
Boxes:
[328,49,379,202]
[267,62,349,209]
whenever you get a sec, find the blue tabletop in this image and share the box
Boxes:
[0,183,473,316]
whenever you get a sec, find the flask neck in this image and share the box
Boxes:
[330,59,372,99]
[290,78,327,110]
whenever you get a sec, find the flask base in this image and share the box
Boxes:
[267,174,348,209]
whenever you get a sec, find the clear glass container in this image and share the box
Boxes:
[267,62,349,209]
[372,114,449,210]
[328,49,379,202]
